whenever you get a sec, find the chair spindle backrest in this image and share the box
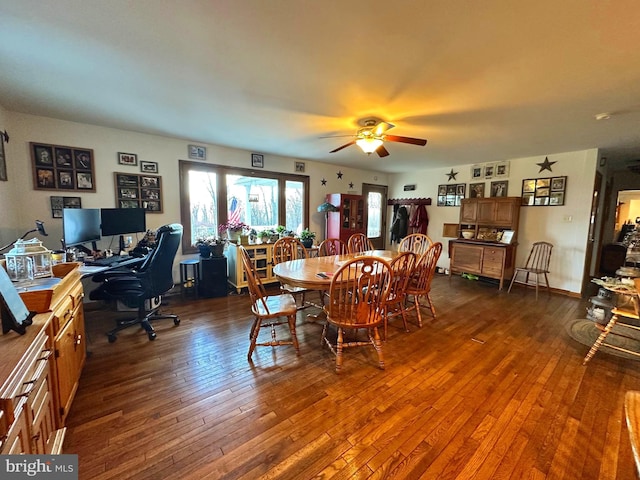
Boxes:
[410,242,443,292]
[389,251,417,300]
[273,237,308,265]
[347,233,373,254]
[398,233,433,256]
[525,241,553,273]
[326,256,392,328]
[239,245,270,314]
[318,238,348,256]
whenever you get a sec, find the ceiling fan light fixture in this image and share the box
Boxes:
[356,137,383,154]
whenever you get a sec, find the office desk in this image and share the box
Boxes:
[273,250,397,290]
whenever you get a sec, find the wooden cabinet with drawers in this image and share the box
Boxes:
[450,241,514,289]
[1,262,85,453]
[227,243,277,293]
[451,196,521,289]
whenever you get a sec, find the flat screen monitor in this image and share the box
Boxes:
[100,208,146,236]
[62,208,101,249]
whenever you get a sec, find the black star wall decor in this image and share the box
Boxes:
[349,182,354,189]
[337,171,343,179]
[321,178,327,186]
[537,156,556,172]
[446,169,458,181]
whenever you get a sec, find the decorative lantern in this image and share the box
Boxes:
[4,238,53,282]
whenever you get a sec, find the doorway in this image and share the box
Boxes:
[362,183,388,250]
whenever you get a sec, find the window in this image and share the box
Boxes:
[367,191,382,238]
[179,160,309,252]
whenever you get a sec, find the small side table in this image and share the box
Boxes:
[179,258,200,298]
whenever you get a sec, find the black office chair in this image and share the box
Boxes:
[89,223,183,342]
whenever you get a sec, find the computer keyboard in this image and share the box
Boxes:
[84,255,131,267]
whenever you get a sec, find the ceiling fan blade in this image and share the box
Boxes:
[330,140,356,153]
[384,134,427,146]
[373,121,395,136]
[376,145,390,157]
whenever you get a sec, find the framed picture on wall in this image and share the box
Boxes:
[251,153,264,168]
[140,161,158,173]
[114,172,163,213]
[495,161,510,178]
[490,180,508,197]
[118,152,138,166]
[31,142,96,192]
[188,144,206,160]
[0,135,6,181]
[521,176,567,206]
[470,182,485,198]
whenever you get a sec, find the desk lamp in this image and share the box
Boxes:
[0,220,48,254]
[317,202,339,240]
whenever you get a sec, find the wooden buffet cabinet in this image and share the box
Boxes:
[450,197,521,289]
[0,262,86,454]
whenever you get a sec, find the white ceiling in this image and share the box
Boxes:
[1,1,640,173]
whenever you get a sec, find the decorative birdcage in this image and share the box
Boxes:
[4,238,53,282]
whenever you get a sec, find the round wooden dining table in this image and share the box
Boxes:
[272,250,399,290]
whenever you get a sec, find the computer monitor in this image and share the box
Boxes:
[100,208,146,252]
[62,208,101,253]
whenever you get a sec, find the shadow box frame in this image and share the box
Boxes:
[437,183,466,207]
[31,142,96,192]
[114,172,163,213]
[521,175,567,206]
[50,196,82,218]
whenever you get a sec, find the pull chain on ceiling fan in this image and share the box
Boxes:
[327,119,427,157]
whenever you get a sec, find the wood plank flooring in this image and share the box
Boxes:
[64,274,640,479]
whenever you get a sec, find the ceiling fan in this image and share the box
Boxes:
[327,119,427,157]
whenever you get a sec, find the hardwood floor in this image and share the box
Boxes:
[64,274,640,479]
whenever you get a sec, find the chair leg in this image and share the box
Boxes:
[288,314,300,355]
[544,273,551,296]
[583,314,618,365]
[383,307,388,341]
[335,327,344,373]
[426,292,437,319]
[247,318,261,361]
[414,295,423,327]
[508,271,518,293]
[370,326,385,370]
[534,273,539,301]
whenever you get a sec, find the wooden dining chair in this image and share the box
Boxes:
[318,238,348,256]
[322,256,393,373]
[624,391,640,477]
[403,242,443,327]
[384,251,417,339]
[347,233,374,254]
[272,236,311,309]
[398,233,433,256]
[507,241,553,300]
[239,246,299,361]
[583,278,640,365]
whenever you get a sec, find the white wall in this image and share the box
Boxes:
[0,104,20,244]
[388,149,598,294]
[2,109,600,294]
[2,111,388,263]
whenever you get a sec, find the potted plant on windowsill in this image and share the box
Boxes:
[299,228,316,248]
[218,221,250,243]
[194,237,226,258]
